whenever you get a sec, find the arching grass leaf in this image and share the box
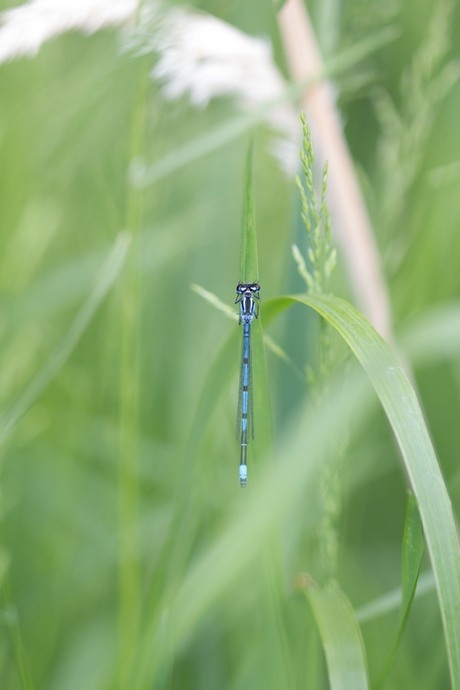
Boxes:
[302,580,369,690]
[263,293,460,690]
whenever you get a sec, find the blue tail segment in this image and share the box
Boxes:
[235,283,260,488]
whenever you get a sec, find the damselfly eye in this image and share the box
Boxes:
[250,284,260,292]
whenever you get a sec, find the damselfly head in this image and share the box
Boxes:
[236,282,260,294]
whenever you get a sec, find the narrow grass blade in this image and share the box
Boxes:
[147,142,273,670]
[0,251,104,328]
[237,135,273,477]
[130,111,262,188]
[263,333,305,382]
[240,136,259,283]
[251,313,273,468]
[238,138,272,466]
[0,232,130,446]
[325,26,400,78]
[133,28,399,189]
[1,212,201,332]
[263,293,460,689]
[356,570,435,624]
[185,328,237,469]
[190,283,238,321]
[400,301,460,365]
[133,364,373,689]
[374,493,425,689]
[400,494,425,624]
[191,283,303,380]
[302,581,369,690]
[3,578,35,690]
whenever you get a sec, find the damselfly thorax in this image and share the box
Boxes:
[235,282,260,324]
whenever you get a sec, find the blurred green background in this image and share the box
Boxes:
[0,0,460,688]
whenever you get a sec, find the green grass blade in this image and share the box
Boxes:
[163,327,240,588]
[251,313,273,469]
[133,28,399,189]
[264,293,460,689]
[190,283,238,321]
[132,365,372,689]
[163,141,269,592]
[400,494,425,624]
[325,26,401,78]
[117,63,148,687]
[238,138,271,467]
[130,111,262,188]
[374,493,425,689]
[134,291,460,689]
[3,578,35,690]
[304,582,369,690]
[356,570,436,624]
[400,301,460,365]
[240,136,259,283]
[174,137,267,501]
[191,283,303,379]
[0,232,130,447]
[0,216,198,333]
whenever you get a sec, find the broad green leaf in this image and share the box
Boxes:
[374,493,425,689]
[304,582,369,690]
[264,293,460,689]
[0,233,131,447]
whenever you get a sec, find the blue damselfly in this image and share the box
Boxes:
[235,282,260,487]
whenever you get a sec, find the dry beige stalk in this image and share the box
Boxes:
[278,0,393,342]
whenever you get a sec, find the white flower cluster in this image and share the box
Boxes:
[0,0,139,63]
[125,2,300,173]
[0,0,299,173]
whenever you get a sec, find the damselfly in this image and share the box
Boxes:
[235,282,260,487]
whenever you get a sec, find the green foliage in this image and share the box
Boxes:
[0,234,130,447]
[240,137,259,284]
[375,493,425,689]
[265,291,460,689]
[0,3,460,690]
[303,579,369,690]
[373,0,460,269]
[293,113,337,295]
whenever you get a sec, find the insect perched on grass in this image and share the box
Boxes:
[235,282,260,487]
